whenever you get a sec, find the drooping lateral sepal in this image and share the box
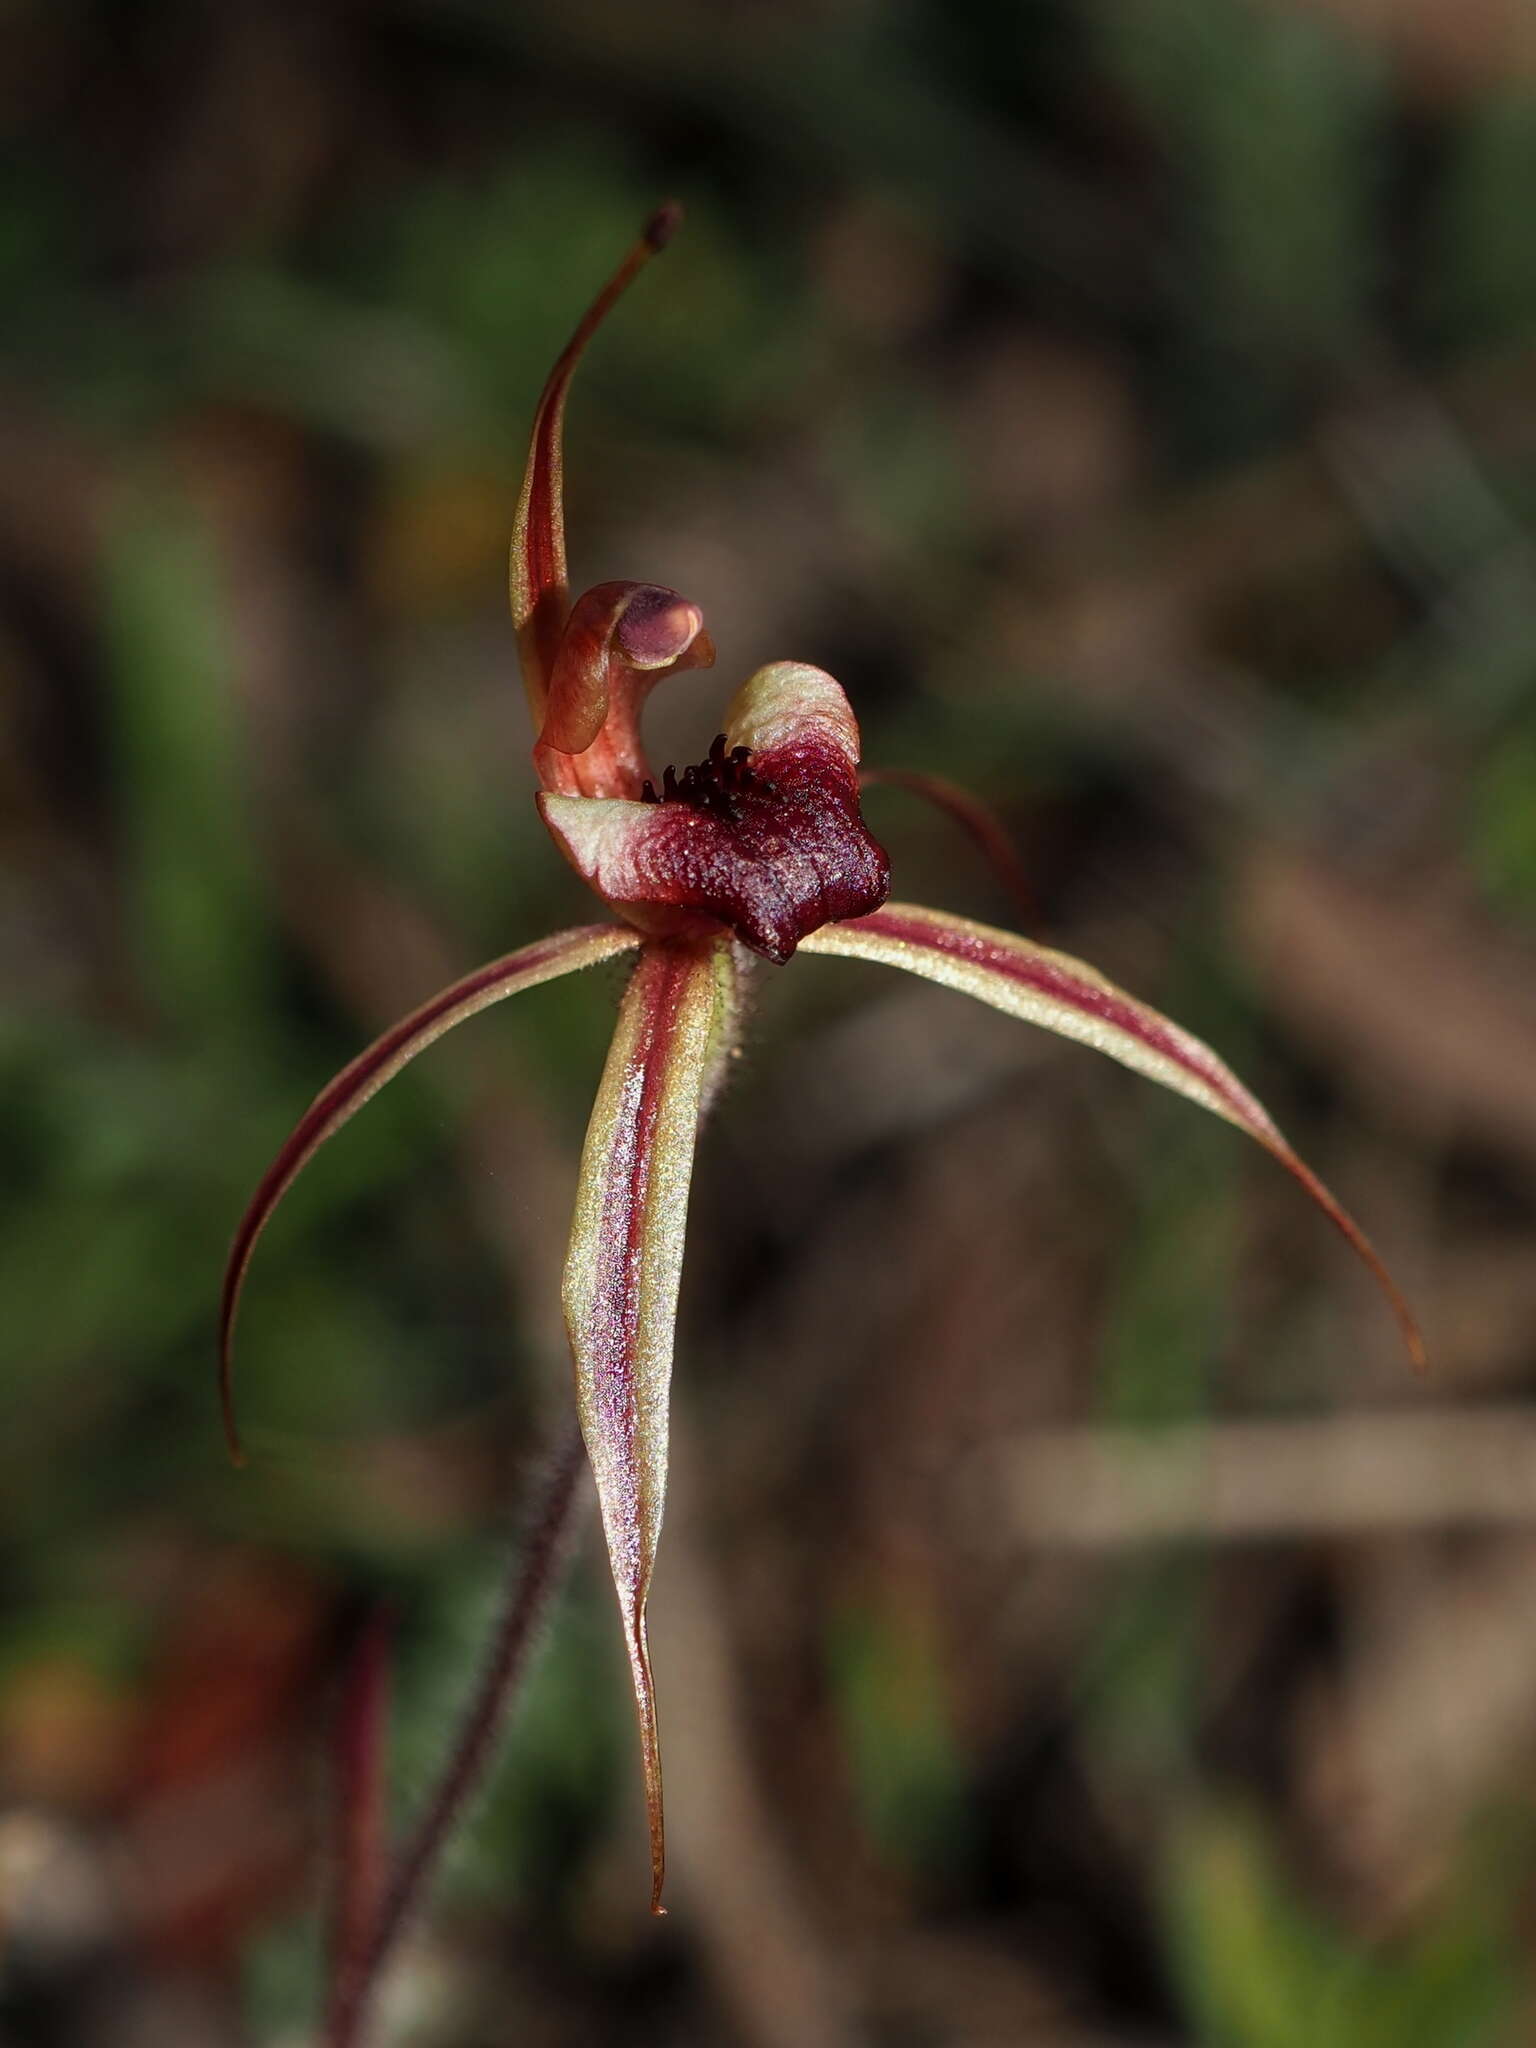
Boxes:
[539,662,891,963]
[801,903,1424,1368]
[563,937,738,1912]
[219,923,643,1461]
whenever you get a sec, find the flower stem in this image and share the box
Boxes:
[327,1419,589,2048]
[326,1603,394,2044]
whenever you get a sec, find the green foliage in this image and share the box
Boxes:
[825,1591,971,1883]
[1431,92,1536,344]
[1097,0,1381,452]
[99,486,274,1034]
[1167,1807,1519,2048]
[1468,720,1536,913]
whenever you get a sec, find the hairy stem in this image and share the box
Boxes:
[328,1419,589,2048]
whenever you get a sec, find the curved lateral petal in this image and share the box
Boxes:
[564,937,734,1913]
[219,923,642,1462]
[860,766,1037,924]
[801,903,1424,1369]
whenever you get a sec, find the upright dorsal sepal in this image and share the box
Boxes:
[509,206,685,724]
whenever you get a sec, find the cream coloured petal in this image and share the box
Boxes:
[722,659,861,767]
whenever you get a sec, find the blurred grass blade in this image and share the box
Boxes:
[99,484,270,1030]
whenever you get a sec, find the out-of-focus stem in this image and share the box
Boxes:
[328,1420,589,2048]
[326,1604,394,2046]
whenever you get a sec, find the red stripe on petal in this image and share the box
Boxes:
[843,905,1280,1137]
[563,938,731,1910]
[218,923,640,1463]
[803,903,1424,1370]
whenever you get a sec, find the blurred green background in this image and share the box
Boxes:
[5,1,1536,2042]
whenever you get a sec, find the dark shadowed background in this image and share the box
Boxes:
[5,1,1536,2042]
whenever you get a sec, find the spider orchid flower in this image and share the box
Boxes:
[220,207,1424,1918]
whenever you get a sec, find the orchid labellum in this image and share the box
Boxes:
[221,206,1423,1919]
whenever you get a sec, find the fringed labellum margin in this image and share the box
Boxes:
[220,209,1424,1943]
